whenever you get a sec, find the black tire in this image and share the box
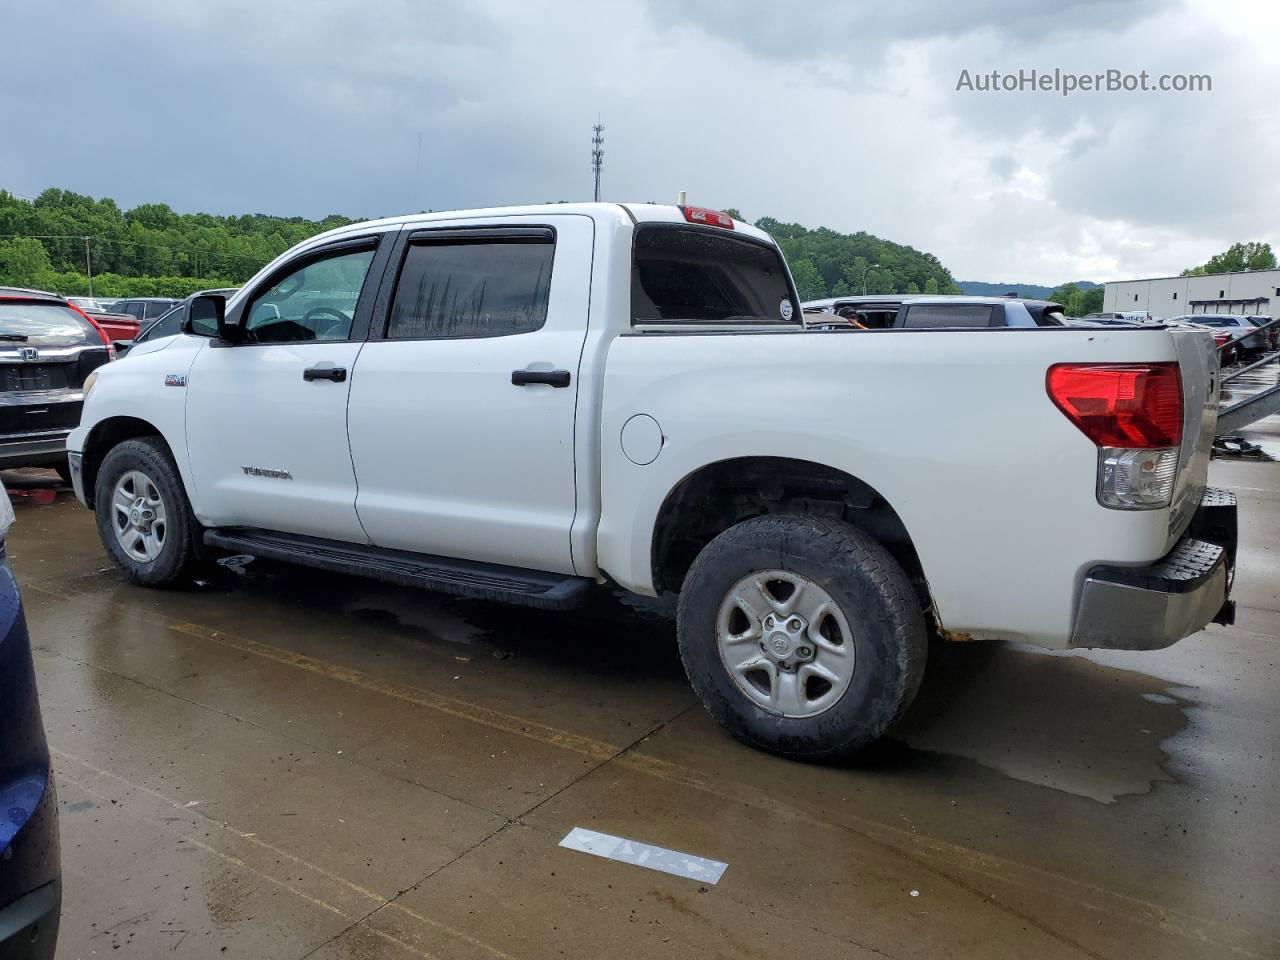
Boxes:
[676,515,927,761]
[94,437,198,587]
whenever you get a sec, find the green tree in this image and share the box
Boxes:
[0,237,54,287]
[923,277,939,294]
[1048,282,1106,316]
[788,258,826,300]
[1182,241,1277,276]
[758,216,958,301]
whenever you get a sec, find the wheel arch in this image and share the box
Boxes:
[80,416,176,511]
[649,456,931,608]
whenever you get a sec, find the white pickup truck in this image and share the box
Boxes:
[67,202,1237,760]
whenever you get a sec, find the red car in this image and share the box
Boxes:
[84,310,141,343]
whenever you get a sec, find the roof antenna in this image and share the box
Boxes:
[677,190,687,207]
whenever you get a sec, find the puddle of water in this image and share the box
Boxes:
[891,641,1191,803]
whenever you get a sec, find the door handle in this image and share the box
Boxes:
[511,369,571,388]
[303,366,347,382]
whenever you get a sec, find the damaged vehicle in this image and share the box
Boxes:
[65,202,1236,760]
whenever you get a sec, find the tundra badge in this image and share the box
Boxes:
[241,466,294,480]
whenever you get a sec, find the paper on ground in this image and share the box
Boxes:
[558,827,728,884]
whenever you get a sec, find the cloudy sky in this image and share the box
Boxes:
[3,0,1276,283]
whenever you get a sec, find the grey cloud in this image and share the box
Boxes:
[0,0,1271,284]
[642,0,1166,60]
[988,154,1018,179]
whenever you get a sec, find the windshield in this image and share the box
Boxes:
[139,304,186,342]
[0,299,100,346]
[632,226,799,324]
[1192,318,1238,328]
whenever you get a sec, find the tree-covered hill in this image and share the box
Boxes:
[0,188,360,297]
[0,188,963,302]
[742,214,961,300]
[957,279,1099,299]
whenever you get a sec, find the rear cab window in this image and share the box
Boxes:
[0,299,101,347]
[631,226,800,326]
[898,303,998,329]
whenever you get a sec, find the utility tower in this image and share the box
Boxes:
[591,122,605,201]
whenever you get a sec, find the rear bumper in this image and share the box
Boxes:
[0,880,60,960]
[1070,488,1237,650]
[0,433,68,470]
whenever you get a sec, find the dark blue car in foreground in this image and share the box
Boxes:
[0,490,60,959]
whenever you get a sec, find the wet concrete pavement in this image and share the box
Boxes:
[5,456,1279,959]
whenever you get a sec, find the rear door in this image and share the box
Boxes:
[185,233,393,540]
[347,215,593,574]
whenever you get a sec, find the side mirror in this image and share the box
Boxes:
[186,294,240,342]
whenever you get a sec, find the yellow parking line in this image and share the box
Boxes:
[168,618,620,763]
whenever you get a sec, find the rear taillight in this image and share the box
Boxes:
[1047,363,1182,447]
[67,301,117,360]
[1046,363,1183,510]
[681,205,735,229]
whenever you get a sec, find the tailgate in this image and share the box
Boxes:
[1166,327,1219,544]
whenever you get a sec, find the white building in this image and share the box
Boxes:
[1104,269,1280,318]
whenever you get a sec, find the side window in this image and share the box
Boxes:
[900,304,996,329]
[243,247,375,343]
[120,301,145,321]
[387,239,553,339]
[143,301,169,319]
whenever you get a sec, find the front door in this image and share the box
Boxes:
[185,235,390,542]
[347,216,593,575]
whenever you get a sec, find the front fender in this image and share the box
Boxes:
[72,336,205,511]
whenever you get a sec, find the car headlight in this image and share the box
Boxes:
[82,370,99,401]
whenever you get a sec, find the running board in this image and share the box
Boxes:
[203,528,592,610]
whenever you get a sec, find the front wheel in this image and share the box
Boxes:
[676,515,927,761]
[94,437,198,586]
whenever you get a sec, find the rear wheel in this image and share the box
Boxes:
[94,437,197,586]
[676,515,927,761]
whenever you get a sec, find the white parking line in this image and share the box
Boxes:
[559,827,728,884]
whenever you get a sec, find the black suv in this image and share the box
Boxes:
[107,297,179,324]
[0,288,113,479]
